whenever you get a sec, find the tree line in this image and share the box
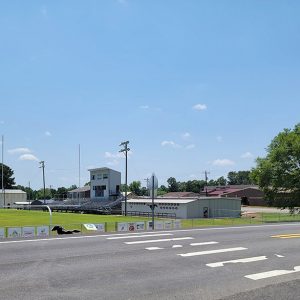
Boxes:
[1,123,300,209]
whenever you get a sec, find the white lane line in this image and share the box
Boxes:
[146,247,164,251]
[190,242,218,246]
[172,245,183,248]
[206,256,267,268]
[125,237,194,245]
[275,254,285,258]
[107,233,173,240]
[178,247,247,257]
[245,266,300,280]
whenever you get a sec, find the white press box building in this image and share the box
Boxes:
[89,167,121,200]
[122,197,241,219]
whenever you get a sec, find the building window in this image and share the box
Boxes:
[97,174,102,180]
[103,174,108,179]
[95,185,106,197]
[91,175,95,180]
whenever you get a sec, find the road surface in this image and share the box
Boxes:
[1,223,300,299]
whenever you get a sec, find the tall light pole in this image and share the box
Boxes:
[39,161,46,204]
[1,135,4,207]
[119,141,130,216]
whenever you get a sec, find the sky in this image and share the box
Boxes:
[0,0,300,190]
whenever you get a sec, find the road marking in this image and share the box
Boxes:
[146,247,164,251]
[172,245,183,248]
[275,254,285,258]
[125,237,194,245]
[206,256,267,268]
[107,233,173,240]
[245,266,300,280]
[190,242,218,246]
[271,233,300,239]
[178,247,247,257]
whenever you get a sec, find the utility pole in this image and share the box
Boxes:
[39,161,46,204]
[78,144,81,205]
[1,135,5,207]
[204,170,210,196]
[119,141,130,216]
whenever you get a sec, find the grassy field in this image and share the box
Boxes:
[0,209,300,234]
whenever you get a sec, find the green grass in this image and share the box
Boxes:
[1,209,300,234]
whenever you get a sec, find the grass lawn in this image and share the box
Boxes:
[1,209,299,234]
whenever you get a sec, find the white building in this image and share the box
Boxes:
[122,197,241,219]
[89,167,121,201]
[0,189,27,207]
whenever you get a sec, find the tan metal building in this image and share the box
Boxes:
[0,189,27,207]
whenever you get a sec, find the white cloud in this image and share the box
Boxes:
[104,151,123,159]
[193,103,207,111]
[182,132,191,140]
[8,148,31,155]
[106,159,119,166]
[185,144,195,150]
[241,152,254,159]
[45,131,51,137]
[216,136,223,142]
[212,159,235,166]
[19,154,39,162]
[161,141,181,148]
[41,7,47,16]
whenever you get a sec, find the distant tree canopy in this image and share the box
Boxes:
[251,123,300,211]
[0,163,15,189]
[227,171,254,185]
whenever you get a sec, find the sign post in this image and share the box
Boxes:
[149,173,158,230]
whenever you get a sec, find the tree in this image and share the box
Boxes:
[215,176,227,186]
[0,163,15,189]
[251,124,300,211]
[167,177,179,192]
[227,171,253,185]
[129,181,142,196]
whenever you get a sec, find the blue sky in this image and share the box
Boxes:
[1,0,299,190]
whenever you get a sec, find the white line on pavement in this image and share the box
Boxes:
[172,245,183,248]
[206,256,267,268]
[145,247,164,250]
[245,266,300,280]
[107,233,173,240]
[125,237,194,245]
[190,242,218,246]
[178,247,247,257]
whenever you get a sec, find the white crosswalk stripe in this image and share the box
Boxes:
[107,233,173,240]
[178,247,247,257]
[245,266,300,280]
[125,237,194,245]
[206,256,267,268]
[190,242,218,246]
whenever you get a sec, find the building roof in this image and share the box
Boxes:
[161,192,200,198]
[127,198,198,204]
[68,186,90,193]
[88,167,120,173]
[0,189,26,194]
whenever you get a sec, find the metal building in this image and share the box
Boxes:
[122,197,241,219]
[0,189,27,207]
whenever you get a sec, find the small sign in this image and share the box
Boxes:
[22,227,35,238]
[136,222,145,231]
[155,221,164,230]
[37,226,49,237]
[84,224,97,231]
[173,220,181,229]
[0,228,5,239]
[8,227,21,238]
[164,221,172,229]
[117,223,128,232]
[147,221,153,230]
[95,223,105,232]
[128,223,136,232]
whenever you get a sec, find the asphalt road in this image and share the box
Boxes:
[1,223,300,300]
